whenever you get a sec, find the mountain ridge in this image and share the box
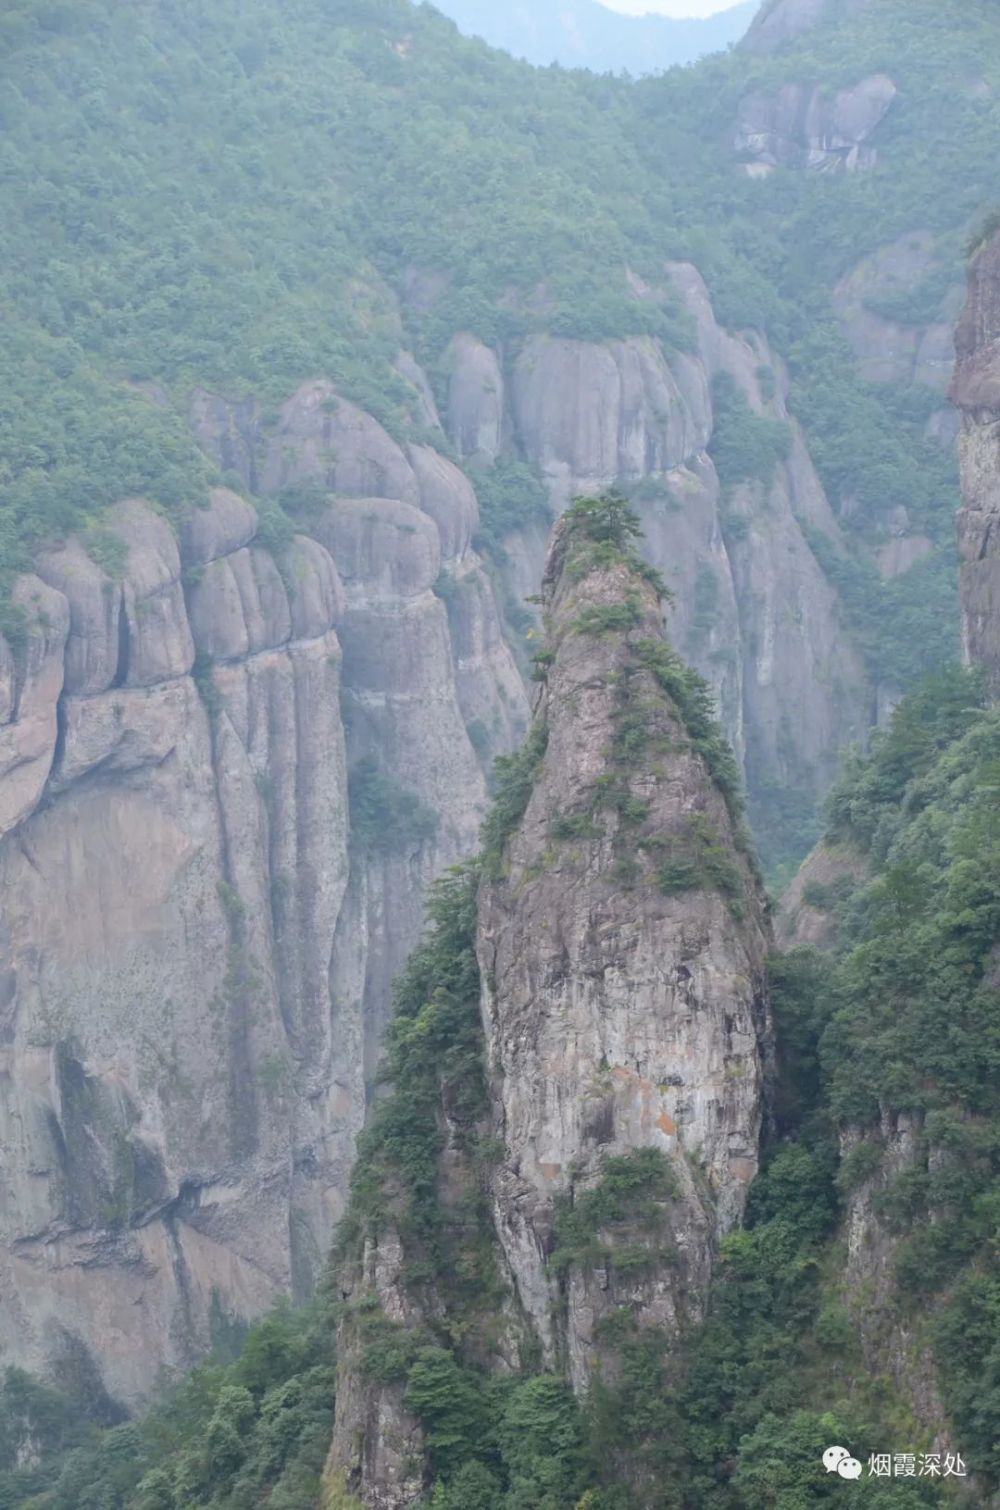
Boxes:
[429,0,757,74]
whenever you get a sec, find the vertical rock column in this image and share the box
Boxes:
[323,500,772,1509]
[952,229,1000,696]
[478,504,772,1392]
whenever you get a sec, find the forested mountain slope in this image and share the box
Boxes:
[1,0,1000,1474]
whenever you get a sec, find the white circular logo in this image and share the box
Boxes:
[823,1446,850,1474]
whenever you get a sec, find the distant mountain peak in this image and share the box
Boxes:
[433,0,757,73]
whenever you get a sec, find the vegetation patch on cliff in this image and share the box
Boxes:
[480,719,550,878]
[551,1149,680,1279]
[337,865,497,1301]
[348,756,439,856]
[708,373,793,497]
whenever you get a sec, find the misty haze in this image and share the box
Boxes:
[0,0,996,1505]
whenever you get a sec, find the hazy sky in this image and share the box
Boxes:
[600,0,739,15]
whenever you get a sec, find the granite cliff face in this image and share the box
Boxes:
[832,231,960,397]
[478,515,772,1395]
[444,263,871,830]
[734,72,896,174]
[1,493,349,1407]
[952,229,1000,694]
[0,415,525,1406]
[326,502,771,1508]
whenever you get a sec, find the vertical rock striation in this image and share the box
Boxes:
[952,229,1000,695]
[0,493,351,1406]
[733,73,897,174]
[441,267,870,843]
[193,378,527,1073]
[478,502,771,1393]
[0,423,526,1407]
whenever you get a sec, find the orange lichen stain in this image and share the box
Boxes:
[539,1162,563,1181]
[611,1065,656,1096]
[610,1065,678,1137]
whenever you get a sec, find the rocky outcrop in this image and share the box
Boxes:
[479,513,771,1392]
[839,1114,953,1452]
[0,578,70,839]
[509,332,709,508]
[0,493,350,1406]
[445,332,506,464]
[734,73,897,173]
[395,351,442,435]
[876,529,934,580]
[326,503,771,1507]
[192,378,528,1044]
[0,418,526,1406]
[776,841,867,948]
[951,230,1000,695]
[315,490,488,1066]
[193,378,528,769]
[323,1230,425,1510]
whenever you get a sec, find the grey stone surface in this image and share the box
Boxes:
[735,73,896,172]
[479,529,770,1387]
[952,232,1000,694]
[0,371,536,1406]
